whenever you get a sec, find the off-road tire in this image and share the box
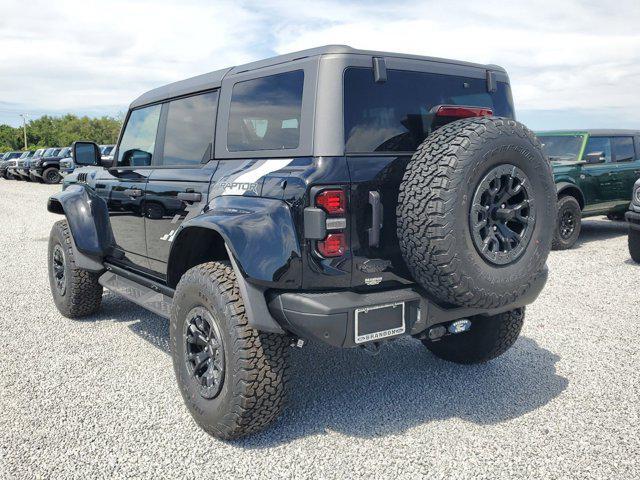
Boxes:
[43,167,61,184]
[423,308,525,364]
[397,117,555,309]
[48,220,103,318]
[170,261,289,440]
[628,228,640,263]
[552,196,582,250]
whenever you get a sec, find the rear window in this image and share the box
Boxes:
[344,68,515,153]
[612,137,635,162]
[227,70,304,152]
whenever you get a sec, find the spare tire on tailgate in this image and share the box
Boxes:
[397,117,555,309]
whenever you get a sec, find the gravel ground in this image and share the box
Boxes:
[0,180,638,480]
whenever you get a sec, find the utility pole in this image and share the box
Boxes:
[19,114,28,150]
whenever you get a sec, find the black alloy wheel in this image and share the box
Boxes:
[45,168,61,184]
[470,164,535,265]
[183,306,225,400]
[52,243,66,295]
[559,208,576,239]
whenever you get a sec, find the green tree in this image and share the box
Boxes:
[0,114,123,153]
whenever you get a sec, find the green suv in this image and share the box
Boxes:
[536,130,640,249]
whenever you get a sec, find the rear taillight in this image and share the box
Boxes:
[315,189,346,215]
[313,188,347,258]
[435,105,493,119]
[317,233,346,257]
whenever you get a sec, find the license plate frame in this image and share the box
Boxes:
[354,302,406,344]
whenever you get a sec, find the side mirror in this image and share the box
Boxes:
[72,141,101,166]
[584,151,606,164]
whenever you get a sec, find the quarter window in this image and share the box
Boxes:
[583,137,612,163]
[227,70,304,152]
[160,91,218,166]
[117,104,162,167]
[612,137,635,162]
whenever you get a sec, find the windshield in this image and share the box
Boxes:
[44,148,60,157]
[59,147,71,158]
[34,149,45,157]
[344,68,515,153]
[537,135,585,161]
[102,145,114,155]
[19,152,29,159]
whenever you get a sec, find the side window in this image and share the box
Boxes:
[117,104,162,167]
[227,70,304,152]
[612,136,635,162]
[159,91,218,166]
[583,137,612,163]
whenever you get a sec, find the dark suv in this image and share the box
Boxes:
[536,130,640,249]
[31,147,71,184]
[47,46,555,439]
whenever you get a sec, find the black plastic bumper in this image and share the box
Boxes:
[626,210,640,229]
[269,266,548,348]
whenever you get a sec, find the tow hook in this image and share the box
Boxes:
[427,319,472,341]
[361,341,382,355]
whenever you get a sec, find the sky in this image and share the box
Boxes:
[0,0,639,130]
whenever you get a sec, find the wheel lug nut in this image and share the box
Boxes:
[501,204,505,208]
[493,225,497,231]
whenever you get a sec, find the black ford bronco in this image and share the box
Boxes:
[47,46,555,439]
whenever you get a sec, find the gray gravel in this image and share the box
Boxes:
[0,180,638,480]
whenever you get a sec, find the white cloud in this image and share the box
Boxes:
[0,0,639,128]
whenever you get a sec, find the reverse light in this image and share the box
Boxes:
[315,189,346,215]
[435,105,493,119]
[317,233,346,257]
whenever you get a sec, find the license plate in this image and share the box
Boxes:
[354,302,405,344]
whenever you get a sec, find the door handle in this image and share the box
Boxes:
[367,191,383,248]
[177,192,202,202]
[123,188,143,197]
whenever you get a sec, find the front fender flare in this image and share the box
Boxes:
[47,184,113,258]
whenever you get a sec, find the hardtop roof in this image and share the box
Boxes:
[130,45,506,109]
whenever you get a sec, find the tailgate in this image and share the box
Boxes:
[347,155,414,288]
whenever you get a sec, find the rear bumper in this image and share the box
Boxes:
[269,266,548,348]
[626,210,640,229]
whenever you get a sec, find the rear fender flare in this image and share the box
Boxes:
[168,196,302,334]
[170,195,302,288]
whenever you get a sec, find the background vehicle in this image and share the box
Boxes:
[626,179,640,262]
[100,144,115,162]
[31,147,70,184]
[9,149,42,180]
[16,148,49,181]
[537,130,640,249]
[59,153,74,177]
[0,151,25,179]
[47,46,555,439]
